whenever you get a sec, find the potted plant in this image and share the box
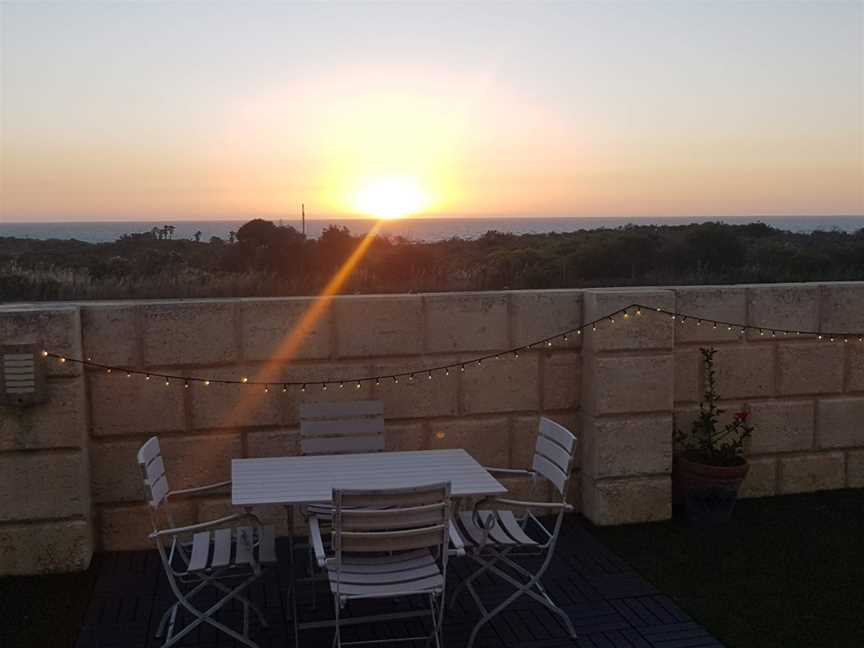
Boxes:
[673,347,754,526]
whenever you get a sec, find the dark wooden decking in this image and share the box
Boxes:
[75,517,724,648]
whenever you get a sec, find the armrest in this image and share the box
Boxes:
[167,480,232,498]
[482,467,536,477]
[308,516,329,568]
[493,498,574,512]
[149,512,249,539]
[448,520,466,557]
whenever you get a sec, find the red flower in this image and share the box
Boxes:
[734,410,750,422]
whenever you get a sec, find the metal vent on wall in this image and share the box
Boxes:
[0,344,47,407]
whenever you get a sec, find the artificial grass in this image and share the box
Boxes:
[0,563,96,648]
[590,488,864,648]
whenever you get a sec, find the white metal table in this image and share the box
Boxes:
[231,449,507,646]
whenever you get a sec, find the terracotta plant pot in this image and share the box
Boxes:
[673,452,749,526]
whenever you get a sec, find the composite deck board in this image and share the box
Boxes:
[74,517,723,648]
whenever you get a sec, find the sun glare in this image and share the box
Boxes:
[353,176,428,219]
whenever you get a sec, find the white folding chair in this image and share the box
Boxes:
[137,436,277,648]
[300,400,386,521]
[450,417,579,647]
[310,482,453,648]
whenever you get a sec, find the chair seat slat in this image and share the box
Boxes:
[188,532,211,572]
[235,526,253,565]
[258,525,277,564]
[210,528,232,568]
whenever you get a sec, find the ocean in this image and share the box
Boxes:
[0,216,862,244]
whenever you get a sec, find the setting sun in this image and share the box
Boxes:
[352,176,428,219]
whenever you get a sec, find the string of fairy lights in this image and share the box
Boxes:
[40,302,864,393]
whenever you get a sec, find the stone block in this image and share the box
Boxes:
[0,378,86,451]
[81,305,139,366]
[160,433,242,491]
[0,306,82,376]
[583,290,674,352]
[0,520,92,575]
[90,370,185,436]
[196,497,297,536]
[778,452,845,494]
[847,344,864,393]
[511,415,540,470]
[820,283,864,334]
[142,301,237,366]
[284,361,375,421]
[424,292,509,353]
[0,451,88,521]
[246,428,299,458]
[674,287,746,343]
[582,414,672,479]
[582,476,671,525]
[777,343,844,395]
[372,358,459,419]
[385,421,427,452]
[746,285,819,340]
[582,354,674,416]
[817,397,864,448]
[91,439,147,504]
[542,351,580,410]
[428,417,510,467]
[510,290,582,347]
[334,295,423,358]
[241,298,331,362]
[713,345,774,399]
[99,501,196,551]
[461,354,540,414]
[739,456,777,499]
[847,450,864,488]
[747,400,814,454]
[674,348,702,403]
[496,476,552,504]
[190,366,289,430]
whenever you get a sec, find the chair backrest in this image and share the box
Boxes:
[299,400,385,455]
[532,417,577,498]
[137,436,169,510]
[332,482,451,555]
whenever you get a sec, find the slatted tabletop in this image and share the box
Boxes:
[232,449,508,506]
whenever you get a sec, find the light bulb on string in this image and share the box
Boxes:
[204,380,210,386]
[283,385,288,393]
[393,376,399,384]
[427,371,433,380]
[322,383,328,391]
[355,382,362,390]
[41,350,48,358]
[241,377,248,384]
[339,382,345,389]
[300,384,306,392]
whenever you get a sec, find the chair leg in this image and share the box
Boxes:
[468,557,578,644]
[449,546,516,610]
[161,572,263,648]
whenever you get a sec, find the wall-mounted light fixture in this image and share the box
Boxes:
[0,344,48,407]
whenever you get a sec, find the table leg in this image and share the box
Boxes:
[286,504,300,648]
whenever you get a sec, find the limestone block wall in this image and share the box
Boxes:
[73,291,582,555]
[0,306,93,574]
[671,284,864,499]
[2,282,863,574]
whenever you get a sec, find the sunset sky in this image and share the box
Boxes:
[1,1,862,222]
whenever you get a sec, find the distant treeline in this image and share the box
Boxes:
[1,219,863,301]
